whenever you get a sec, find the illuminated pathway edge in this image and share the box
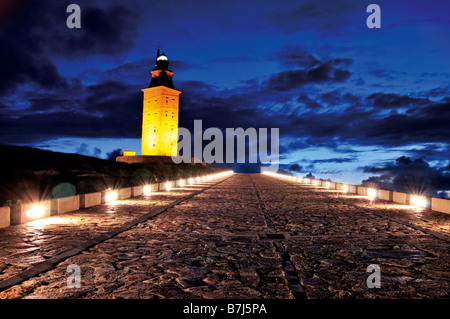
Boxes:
[0,173,449,298]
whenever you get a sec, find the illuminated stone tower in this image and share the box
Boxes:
[141,49,181,156]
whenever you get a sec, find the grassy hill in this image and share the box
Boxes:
[0,145,219,205]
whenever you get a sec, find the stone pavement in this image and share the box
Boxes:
[0,173,448,299]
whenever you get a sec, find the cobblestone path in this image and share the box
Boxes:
[0,173,448,299]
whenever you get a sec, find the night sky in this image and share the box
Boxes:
[1,0,449,194]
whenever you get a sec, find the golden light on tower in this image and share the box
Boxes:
[141,49,181,156]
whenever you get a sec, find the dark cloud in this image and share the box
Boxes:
[360,100,450,145]
[53,5,138,58]
[0,1,140,94]
[309,157,357,164]
[263,59,352,91]
[408,144,450,161]
[298,94,322,109]
[342,93,361,105]
[366,93,430,109]
[320,91,341,104]
[362,156,450,197]
[265,0,361,34]
[176,79,448,153]
[106,148,122,161]
[289,164,302,172]
[273,45,320,67]
[76,143,102,157]
[99,58,192,85]
[0,78,142,143]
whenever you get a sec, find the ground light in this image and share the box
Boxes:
[165,182,171,191]
[26,204,46,219]
[410,195,427,209]
[188,178,194,185]
[342,184,349,192]
[367,188,377,200]
[142,185,152,196]
[104,189,118,202]
[179,180,185,187]
[325,181,331,188]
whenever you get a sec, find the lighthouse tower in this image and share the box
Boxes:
[141,49,181,156]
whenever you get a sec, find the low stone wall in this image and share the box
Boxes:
[0,207,10,229]
[274,173,450,215]
[379,189,391,201]
[51,195,80,215]
[431,197,450,214]
[0,172,227,227]
[132,186,142,197]
[339,181,448,214]
[393,191,407,205]
[118,187,132,200]
[357,186,368,196]
[80,192,102,208]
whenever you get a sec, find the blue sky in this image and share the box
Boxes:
[0,0,449,189]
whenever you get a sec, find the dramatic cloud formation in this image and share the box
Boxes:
[362,156,450,197]
[0,0,448,189]
[0,1,139,94]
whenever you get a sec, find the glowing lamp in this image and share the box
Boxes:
[367,188,377,199]
[179,180,185,187]
[298,177,302,182]
[104,190,118,202]
[410,195,427,208]
[165,182,171,191]
[26,204,45,219]
[142,185,152,196]
[188,178,194,185]
[325,181,331,188]
[313,180,318,185]
[342,184,349,192]
[304,178,310,184]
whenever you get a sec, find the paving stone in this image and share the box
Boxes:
[0,174,448,299]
